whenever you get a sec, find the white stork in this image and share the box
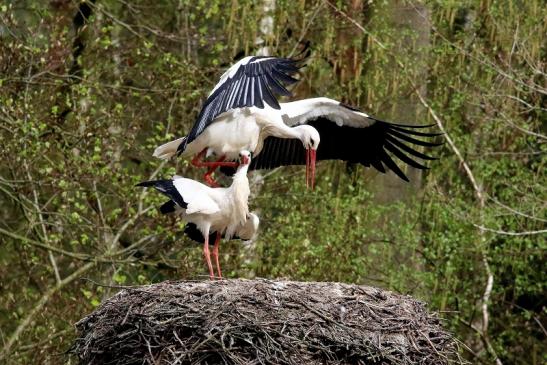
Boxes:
[137,150,252,279]
[155,93,441,187]
[153,54,312,186]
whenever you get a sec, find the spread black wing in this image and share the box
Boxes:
[178,56,305,153]
[247,117,442,182]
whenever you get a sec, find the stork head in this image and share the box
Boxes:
[239,150,251,165]
[295,125,320,150]
[294,125,320,190]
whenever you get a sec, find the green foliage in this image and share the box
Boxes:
[0,0,545,364]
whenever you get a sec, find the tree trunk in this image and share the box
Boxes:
[370,0,431,204]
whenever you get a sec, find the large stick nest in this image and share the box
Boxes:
[72,279,460,364]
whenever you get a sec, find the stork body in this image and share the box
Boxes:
[153,54,307,186]
[137,151,252,279]
[154,106,315,160]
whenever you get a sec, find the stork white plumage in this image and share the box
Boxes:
[137,151,252,279]
[155,95,442,187]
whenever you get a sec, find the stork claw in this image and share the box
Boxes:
[193,151,240,187]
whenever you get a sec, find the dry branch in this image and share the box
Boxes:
[72,279,459,365]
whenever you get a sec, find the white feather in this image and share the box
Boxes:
[153,137,185,160]
[162,156,252,242]
[173,178,220,215]
[278,97,375,128]
[236,213,260,240]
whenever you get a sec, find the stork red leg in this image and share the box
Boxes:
[202,233,215,280]
[191,148,208,168]
[203,156,227,188]
[192,149,240,187]
[204,166,220,187]
[191,149,240,168]
[211,232,222,279]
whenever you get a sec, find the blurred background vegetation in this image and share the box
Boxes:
[0,0,545,363]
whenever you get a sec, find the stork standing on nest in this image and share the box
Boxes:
[137,151,252,279]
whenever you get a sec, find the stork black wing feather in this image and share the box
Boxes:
[247,117,441,182]
[377,149,408,181]
[264,72,292,96]
[253,77,264,109]
[389,125,444,137]
[179,56,306,153]
[384,141,429,170]
[259,75,280,109]
[370,159,386,174]
[385,122,437,129]
[271,69,299,85]
[385,135,437,161]
[389,129,443,147]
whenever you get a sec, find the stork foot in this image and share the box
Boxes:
[192,151,240,187]
[204,173,220,188]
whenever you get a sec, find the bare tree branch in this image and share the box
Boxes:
[0,261,97,360]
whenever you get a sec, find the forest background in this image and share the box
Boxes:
[0,0,545,364]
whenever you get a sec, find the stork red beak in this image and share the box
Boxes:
[240,155,250,165]
[305,148,316,190]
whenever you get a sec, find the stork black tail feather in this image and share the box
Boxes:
[136,179,188,209]
[135,180,169,188]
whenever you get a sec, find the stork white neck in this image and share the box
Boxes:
[225,159,251,237]
[262,106,317,145]
[291,125,320,150]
